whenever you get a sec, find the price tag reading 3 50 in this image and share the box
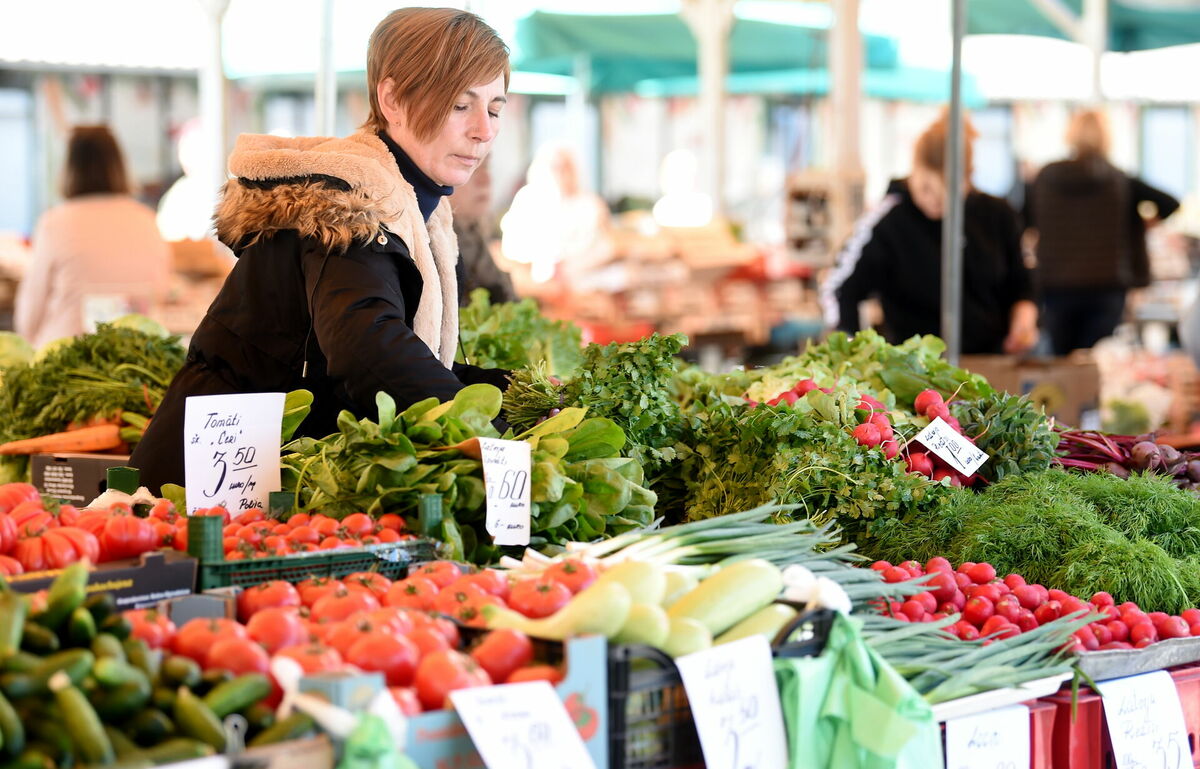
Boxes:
[477,437,532,546]
[914,416,989,477]
[183,393,285,515]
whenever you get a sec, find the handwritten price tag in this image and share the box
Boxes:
[477,437,532,546]
[674,635,788,769]
[914,416,989,477]
[183,393,285,515]
[450,681,596,769]
[1098,670,1190,769]
[944,704,1029,769]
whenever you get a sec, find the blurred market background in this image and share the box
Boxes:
[3,0,1200,438]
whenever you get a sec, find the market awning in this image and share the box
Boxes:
[966,0,1200,52]
[513,11,901,94]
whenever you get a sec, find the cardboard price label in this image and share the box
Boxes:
[914,416,989,477]
[675,635,789,769]
[477,437,532,546]
[944,704,1029,769]
[1098,671,1190,769]
[183,393,285,515]
[450,681,596,769]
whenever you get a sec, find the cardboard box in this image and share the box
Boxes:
[960,354,1102,429]
[9,550,196,611]
[31,452,132,504]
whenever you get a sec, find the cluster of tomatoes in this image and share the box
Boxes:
[874,556,1200,652]
[122,560,578,716]
[202,509,416,561]
[0,482,169,575]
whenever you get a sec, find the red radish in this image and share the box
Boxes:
[1090,591,1114,608]
[898,560,924,577]
[1135,638,1154,649]
[995,595,1022,623]
[1100,641,1134,650]
[1031,585,1050,605]
[944,416,963,433]
[870,560,892,571]
[966,584,1002,603]
[778,391,799,406]
[1149,611,1169,626]
[928,572,957,603]
[932,468,962,486]
[915,592,938,614]
[925,557,953,574]
[1091,624,1113,645]
[954,572,972,589]
[937,602,959,615]
[1130,622,1158,644]
[1073,628,1100,651]
[1034,601,1062,625]
[1047,589,1070,603]
[881,566,910,584]
[1106,620,1130,642]
[1190,623,1200,637]
[913,389,944,415]
[1015,609,1039,632]
[958,562,977,573]
[881,439,900,460]
[1059,596,1087,615]
[852,423,882,447]
[868,412,893,437]
[952,621,980,641]
[900,600,926,622]
[1013,585,1041,610]
[1117,601,1140,613]
[963,597,995,627]
[745,400,759,408]
[927,403,952,422]
[993,581,1012,596]
[980,615,1013,637]
[1160,617,1189,640]
[793,379,819,395]
[906,452,934,476]
[766,396,782,406]
[931,613,948,621]
[950,590,967,610]
[1182,608,1200,626]
[1121,609,1148,626]
[1003,574,1027,590]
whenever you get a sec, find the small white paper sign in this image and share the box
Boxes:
[450,681,597,769]
[914,416,989,477]
[944,704,1030,769]
[183,393,285,515]
[674,635,789,769]
[1098,670,1191,769]
[477,437,532,546]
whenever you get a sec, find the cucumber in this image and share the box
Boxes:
[0,748,54,769]
[0,690,23,758]
[160,655,201,689]
[150,686,176,713]
[66,607,96,647]
[19,624,59,655]
[27,719,72,767]
[42,562,89,630]
[31,649,94,694]
[0,674,34,700]
[242,702,275,737]
[99,614,131,641]
[51,673,114,766]
[0,594,27,659]
[666,558,783,636]
[138,737,215,764]
[248,712,315,747]
[0,653,38,675]
[173,687,226,751]
[193,668,232,697]
[103,725,140,758]
[82,593,117,627]
[90,676,152,721]
[126,708,175,747]
[122,639,160,684]
[91,633,125,662]
[203,673,271,718]
[102,758,153,769]
[92,657,147,690]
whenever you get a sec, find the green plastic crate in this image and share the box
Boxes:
[196,538,442,590]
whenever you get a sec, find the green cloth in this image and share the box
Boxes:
[774,613,942,769]
[336,714,417,769]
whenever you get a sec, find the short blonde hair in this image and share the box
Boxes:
[1066,109,1110,158]
[363,8,510,141]
[913,109,979,180]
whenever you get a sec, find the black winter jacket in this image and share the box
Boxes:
[130,133,506,492]
[822,179,1035,354]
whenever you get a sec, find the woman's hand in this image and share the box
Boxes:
[1003,300,1039,355]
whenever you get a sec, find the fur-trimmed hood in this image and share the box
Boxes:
[214,131,460,366]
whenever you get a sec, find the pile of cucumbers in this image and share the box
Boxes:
[0,563,315,769]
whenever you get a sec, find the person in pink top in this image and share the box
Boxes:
[15,125,171,348]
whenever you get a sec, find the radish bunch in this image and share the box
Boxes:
[906,389,981,487]
[851,394,900,459]
[872,556,1200,652]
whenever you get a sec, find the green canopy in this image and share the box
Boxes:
[514,11,901,94]
[967,0,1200,52]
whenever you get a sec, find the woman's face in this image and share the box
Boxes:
[388,74,507,187]
[909,164,946,221]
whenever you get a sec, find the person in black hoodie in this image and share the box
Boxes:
[822,112,1038,355]
[130,8,512,492]
[1025,108,1179,355]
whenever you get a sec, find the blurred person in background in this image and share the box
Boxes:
[15,125,171,348]
[450,154,517,304]
[822,111,1038,355]
[1025,109,1180,355]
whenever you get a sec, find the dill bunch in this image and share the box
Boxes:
[1054,538,1193,614]
[1071,471,1200,552]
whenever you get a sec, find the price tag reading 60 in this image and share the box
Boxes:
[477,437,532,546]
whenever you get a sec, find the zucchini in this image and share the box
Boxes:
[90,633,125,662]
[173,687,226,751]
[159,656,201,689]
[82,593,117,627]
[248,712,315,747]
[0,690,23,758]
[19,624,59,655]
[66,607,96,647]
[126,708,175,747]
[715,603,799,646]
[42,562,89,630]
[0,594,27,658]
[612,603,670,648]
[595,561,667,606]
[662,616,712,658]
[203,673,271,718]
[666,558,783,635]
[50,672,114,766]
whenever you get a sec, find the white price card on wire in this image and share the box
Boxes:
[914,416,989,477]
[1097,670,1190,769]
[477,436,532,546]
[944,704,1029,769]
[183,393,284,515]
[675,635,789,769]
[450,681,597,769]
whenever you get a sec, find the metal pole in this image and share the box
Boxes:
[315,0,337,136]
[197,0,230,220]
[941,0,966,365]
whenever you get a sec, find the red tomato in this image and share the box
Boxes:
[297,577,346,607]
[172,521,189,552]
[454,594,502,628]
[325,619,378,657]
[39,528,96,568]
[416,561,463,589]
[198,506,232,524]
[100,515,158,561]
[346,631,420,686]
[237,580,302,623]
[15,510,55,538]
[470,629,533,683]
[311,588,381,623]
[0,514,16,554]
[341,513,375,538]
[389,686,422,716]
[0,484,40,515]
[205,636,270,674]
[410,612,461,648]
[357,607,414,636]
[275,643,343,674]
[414,650,491,711]
[433,580,488,617]
[342,572,392,600]
[286,526,320,546]
[377,514,406,533]
[287,513,310,528]
[12,538,47,573]
[385,577,439,611]
[234,507,265,524]
[149,499,177,521]
[506,665,564,685]
[247,607,308,653]
[409,626,452,658]
[376,529,402,543]
[463,569,510,599]
[507,579,572,619]
[173,618,249,663]
[125,609,177,649]
[0,555,23,576]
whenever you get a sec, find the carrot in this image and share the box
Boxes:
[0,424,123,455]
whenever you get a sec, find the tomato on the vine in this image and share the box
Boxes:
[433,580,487,617]
[377,514,406,533]
[100,514,157,561]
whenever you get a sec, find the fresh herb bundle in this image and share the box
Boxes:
[456,288,583,377]
[951,391,1056,484]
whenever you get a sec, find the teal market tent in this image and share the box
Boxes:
[966,0,1200,52]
